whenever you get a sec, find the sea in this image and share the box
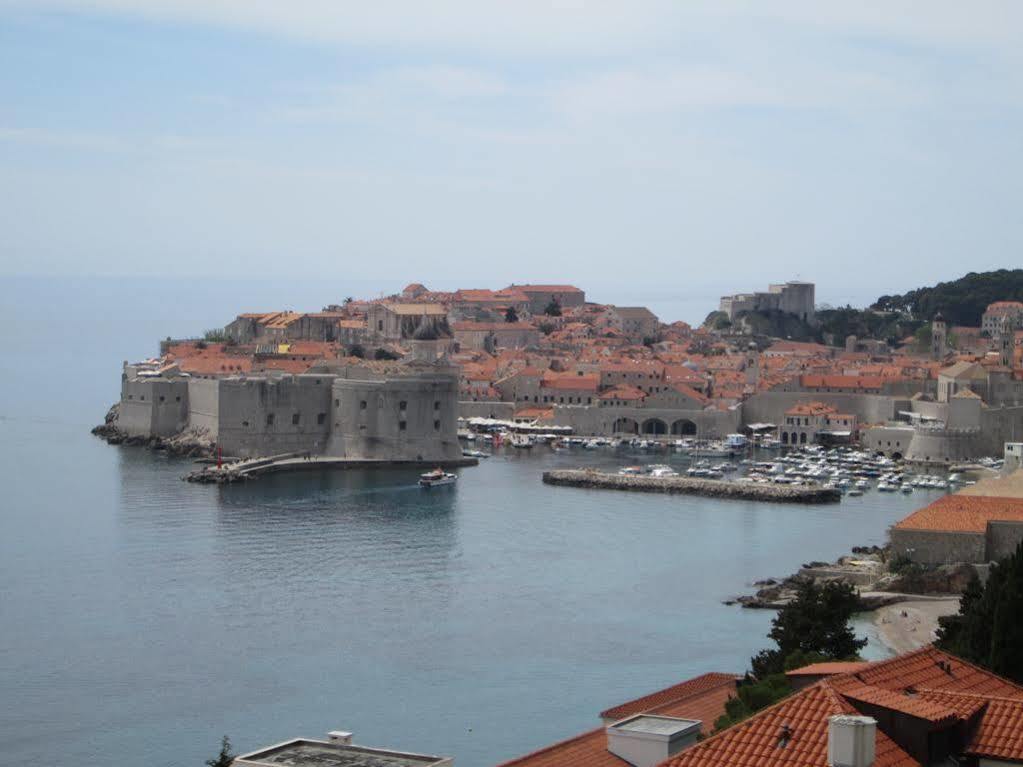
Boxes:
[0,276,935,767]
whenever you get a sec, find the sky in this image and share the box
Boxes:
[1,2,1022,318]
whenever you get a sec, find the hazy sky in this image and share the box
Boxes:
[2,2,1022,310]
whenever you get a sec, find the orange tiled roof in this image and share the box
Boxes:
[892,495,1023,534]
[599,385,647,401]
[497,674,736,767]
[600,672,739,721]
[668,646,1023,767]
[786,662,871,677]
[785,401,837,416]
[666,680,917,767]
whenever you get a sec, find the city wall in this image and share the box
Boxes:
[741,391,903,428]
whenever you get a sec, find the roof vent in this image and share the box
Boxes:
[606,715,701,767]
[327,731,352,745]
[828,715,876,767]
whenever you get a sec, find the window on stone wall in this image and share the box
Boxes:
[399,421,407,431]
[292,413,301,425]
[242,420,249,427]
[140,395,145,401]
[399,401,407,411]
[434,401,440,410]
[175,396,181,402]
[360,400,367,410]
[266,413,274,426]
[317,413,326,425]
[159,395,165,402]
[434,420,441,430]
[335,399,340,407]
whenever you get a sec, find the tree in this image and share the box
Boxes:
[544,299,562,317]
[715,580,867,732]
[504,306,519,323]
[374,347,400,360]
[751,579,866,678]
[205,735,234,767]
[349,344,365,358]
[937,543,1023,683]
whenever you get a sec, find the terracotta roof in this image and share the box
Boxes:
[892,495,1023,534]
[785,401,837,416]
[600,672,739,721]
[598,385,647,401]
[666,681,917,767]
[960,696,1023,760]
[852,646,1023,699]
[667,646,1023,767]
[836,682,958,724]
[785,662,871,677]
[497,674,736,767]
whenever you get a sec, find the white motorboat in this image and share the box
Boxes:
[510,434,533,449]
[419,469,457,487]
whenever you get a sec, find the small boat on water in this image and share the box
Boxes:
[419,469,457,487]
[462,449,490,458]
[510,434,533,449]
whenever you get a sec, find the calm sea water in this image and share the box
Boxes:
[0,277,936,767]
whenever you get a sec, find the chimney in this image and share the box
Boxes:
[605,715,701,767]
[327,731,353,745]
[828,715,876,767]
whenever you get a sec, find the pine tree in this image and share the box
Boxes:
[504,306,518,323]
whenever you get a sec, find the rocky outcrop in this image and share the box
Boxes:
[542,469,842,503]
[729,547,977,609]
[91,402,214,458]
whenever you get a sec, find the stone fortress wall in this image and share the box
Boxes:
[114,363,461,461]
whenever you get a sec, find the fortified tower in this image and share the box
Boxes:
[931,312,947,360]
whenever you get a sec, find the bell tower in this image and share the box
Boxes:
[931,312,947,360]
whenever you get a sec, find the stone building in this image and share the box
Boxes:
[451,321,540,352]
[506,284,585,314]
[779,401,856,445]
[365,303,450,344]
[889,494,1023,565]
[605,306,659,342]
[981,300,1023,335]
[719,281,815,324]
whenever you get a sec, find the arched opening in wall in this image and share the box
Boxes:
[671,419,697,436]
[799,432,807,444]
[781,432,789,444]
[642,418,668,435]
[891,452,903,460]
[613,417,639,434]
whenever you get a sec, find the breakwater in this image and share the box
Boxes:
[542,469,842,503]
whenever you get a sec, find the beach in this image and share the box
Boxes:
[874,598,961,655]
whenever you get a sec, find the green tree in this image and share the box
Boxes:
[751,580,866,678]
[205,735,234,767]
[504,306,519,323]
[544,299,562,317]
[938,543,1023,683]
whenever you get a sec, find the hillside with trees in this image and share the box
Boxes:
[872,269,1023,326]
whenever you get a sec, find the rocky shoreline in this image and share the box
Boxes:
[727,544,976,611]
[91,403,215,458]
[542,469,842,503]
